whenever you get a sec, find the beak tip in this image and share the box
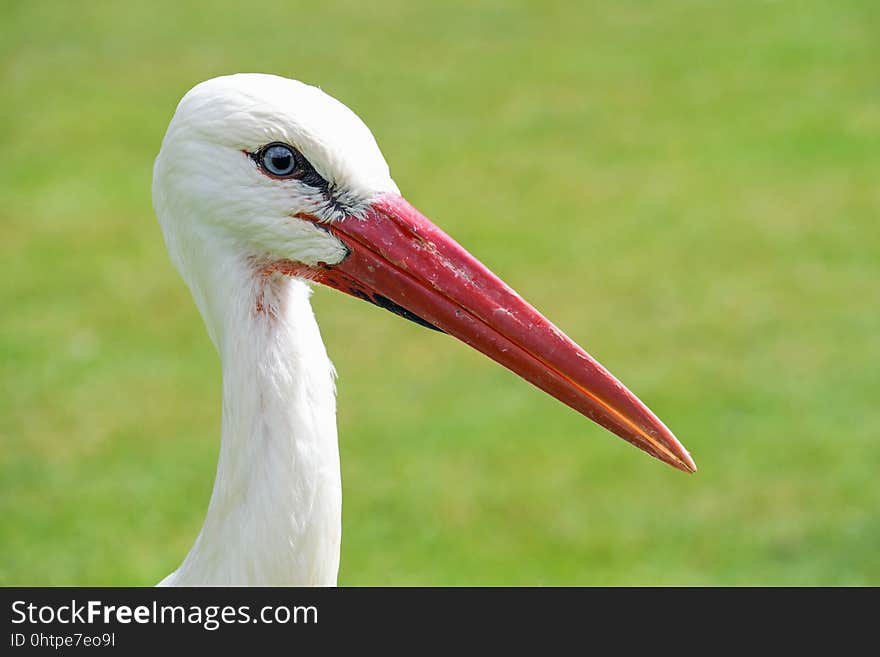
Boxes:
[672,448,697,474]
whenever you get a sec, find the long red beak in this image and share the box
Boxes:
[295,193,695,473]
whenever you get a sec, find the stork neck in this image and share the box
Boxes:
[164,265,341,586]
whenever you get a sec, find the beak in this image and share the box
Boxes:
[295,193,695,473]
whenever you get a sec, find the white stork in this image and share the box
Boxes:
[152,74,695,586]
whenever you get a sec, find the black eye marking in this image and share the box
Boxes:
[249,142,331,193]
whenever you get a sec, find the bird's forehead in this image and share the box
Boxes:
[172,73,397,195]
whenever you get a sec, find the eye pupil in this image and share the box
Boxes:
[271,153,291,170]
[261,144,297,176]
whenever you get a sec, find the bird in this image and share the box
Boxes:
[152,73,695,586]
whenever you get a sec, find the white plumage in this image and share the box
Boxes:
[154,75,384,585]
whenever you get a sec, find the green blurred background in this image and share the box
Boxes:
[1,1,878,585]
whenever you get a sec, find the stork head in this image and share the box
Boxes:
[153,73,696,473]
[153,74,396,273]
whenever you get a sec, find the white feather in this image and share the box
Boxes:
[153,73,397,585]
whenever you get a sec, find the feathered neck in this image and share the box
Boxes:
[160,259,342,586]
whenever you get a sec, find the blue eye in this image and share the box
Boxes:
[259,143,299,177]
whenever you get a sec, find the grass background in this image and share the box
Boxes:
[1,0,877,585]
